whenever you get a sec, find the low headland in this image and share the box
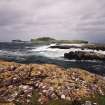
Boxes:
[0,60,105,105]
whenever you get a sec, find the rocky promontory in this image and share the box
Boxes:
[64,51,105,60]
[0,61,105,105]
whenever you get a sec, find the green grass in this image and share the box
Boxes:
[47,100,82,105]
[15,91,105,105]
[29,91,82,105]
[30,91,41,105]
[93,95,105,105]
[79,94,105,105]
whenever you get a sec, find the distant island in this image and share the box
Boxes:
[30,37,88,44]
[12,40,30,43]
[11,37,88,45]
[30,37,56,44]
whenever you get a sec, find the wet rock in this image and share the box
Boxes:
[64,51,105,60]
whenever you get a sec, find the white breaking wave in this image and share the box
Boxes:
[31,45,50,52]
[31,44,105,58]
[31,44,57,52]
[60,43,85,47]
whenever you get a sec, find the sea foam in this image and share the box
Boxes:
[31,44,105,58]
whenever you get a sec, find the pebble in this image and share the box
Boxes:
[66,96,71,101]
[85,101,92,105]
[61,94,65,99]
[93,103,97,105]
[42,90,47,93]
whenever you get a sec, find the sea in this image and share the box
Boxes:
[0,42,105,75]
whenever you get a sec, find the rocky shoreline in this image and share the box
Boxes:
[64,51,105,60]
[50,44,105,51]
[0,61,105,105]
[49,44,105,60]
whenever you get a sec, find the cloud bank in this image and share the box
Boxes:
[0,0,105,43]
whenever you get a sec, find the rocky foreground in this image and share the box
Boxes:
[0,61,105,105]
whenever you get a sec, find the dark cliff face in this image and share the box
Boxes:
[64,51,105,60]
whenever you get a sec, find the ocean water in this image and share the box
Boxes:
[0,42,105,75]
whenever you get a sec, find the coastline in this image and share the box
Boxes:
[0,60,105,105]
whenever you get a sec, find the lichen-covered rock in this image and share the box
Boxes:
[0,60,105,105]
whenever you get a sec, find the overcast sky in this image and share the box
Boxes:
[0,0,105,43]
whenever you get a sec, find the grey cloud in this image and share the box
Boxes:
[0,0,105,43]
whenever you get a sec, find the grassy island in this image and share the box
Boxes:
[30,37,88,44]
